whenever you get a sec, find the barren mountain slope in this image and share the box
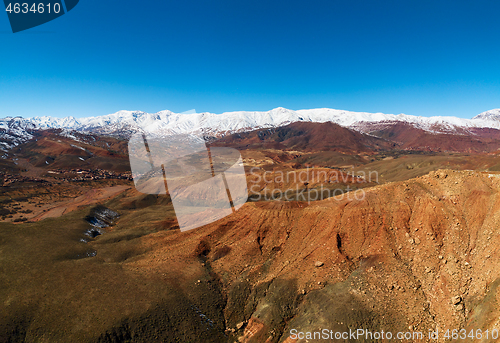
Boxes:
[2,170,500,342]
[140,169,500,342]
[211,121,393,153]
[353,121,500,153]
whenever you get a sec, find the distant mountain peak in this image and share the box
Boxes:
[1,107,499,151]
[473,109,500,121]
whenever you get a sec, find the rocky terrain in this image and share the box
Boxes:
[142,168,500,343]
[2,112,500,342]
[3,169,500,342]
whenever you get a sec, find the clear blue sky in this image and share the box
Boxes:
[1,0,499,119]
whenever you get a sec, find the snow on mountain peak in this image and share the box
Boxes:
[24,107,500,134]
[472,109,500,121]
[1,107,500,150]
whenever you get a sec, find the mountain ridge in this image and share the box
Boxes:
[1,107,500,150]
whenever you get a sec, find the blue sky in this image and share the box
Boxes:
[1,0,500,119]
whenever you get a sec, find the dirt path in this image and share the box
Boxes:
[30,185,130,221]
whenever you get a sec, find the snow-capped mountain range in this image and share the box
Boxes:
[1,107,500,150]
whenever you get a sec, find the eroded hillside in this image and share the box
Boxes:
[3,170,500,342]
